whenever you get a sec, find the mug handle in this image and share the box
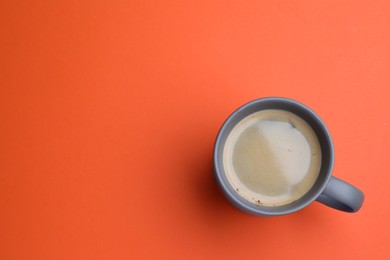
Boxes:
[315,176,364,212]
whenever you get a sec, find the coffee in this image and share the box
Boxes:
[223,109,322,207]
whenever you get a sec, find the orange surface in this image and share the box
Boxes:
[1,1,390,259]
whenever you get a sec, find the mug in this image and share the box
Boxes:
[213,97,364,216]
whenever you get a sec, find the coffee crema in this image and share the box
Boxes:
[223,109,322,207]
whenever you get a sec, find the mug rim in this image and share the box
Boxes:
[213,97,334,216]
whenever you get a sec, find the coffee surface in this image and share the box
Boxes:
[223,109,321,206]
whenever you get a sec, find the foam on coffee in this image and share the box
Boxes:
[223,109,322,207]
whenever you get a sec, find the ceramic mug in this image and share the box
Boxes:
[213,97,364,216]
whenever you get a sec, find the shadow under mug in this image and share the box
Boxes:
[213,97,364,216]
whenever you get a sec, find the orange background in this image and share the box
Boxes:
[1,1,390,259]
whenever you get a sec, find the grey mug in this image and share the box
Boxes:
[213,97,364,216]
